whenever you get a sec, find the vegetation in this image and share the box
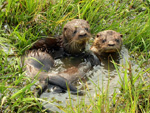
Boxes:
[0,0,150,112]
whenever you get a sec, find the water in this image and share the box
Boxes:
[1,44,147,112]
[40,46,140,112]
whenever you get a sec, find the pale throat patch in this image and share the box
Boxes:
[85,42,91,52]
[90,46,99,53]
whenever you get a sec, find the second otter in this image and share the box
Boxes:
[91,30,123,58]
[90,30,123,70]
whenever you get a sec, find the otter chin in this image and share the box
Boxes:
[104,48,119,53]
[91,30,123,56]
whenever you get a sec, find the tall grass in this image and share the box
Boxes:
[0,0,150,112]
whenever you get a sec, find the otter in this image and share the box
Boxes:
[22,29,122,112]
[30,19,91,56]
[23,19,99,96]
[91,30,123,56]
[90,30,123,68]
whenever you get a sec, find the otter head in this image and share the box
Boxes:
[91,30,123,56]
[62,19,91,54]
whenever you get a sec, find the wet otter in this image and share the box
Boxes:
[30,19,91,57]
[37,30,123,112]
[91,30,123,56]
[23,19,98,95]
[90,30,123,68]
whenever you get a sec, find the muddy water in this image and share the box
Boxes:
[40,46,142,112]
[1,44,143,112]
[1,44,142,112]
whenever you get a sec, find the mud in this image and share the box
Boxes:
[40,46,142,112]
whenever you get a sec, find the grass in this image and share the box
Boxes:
[0,0,150,112]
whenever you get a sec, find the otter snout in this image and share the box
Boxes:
[108,41,115,46]
[78,30,87,38]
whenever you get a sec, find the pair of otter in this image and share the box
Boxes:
[23,19,123,96]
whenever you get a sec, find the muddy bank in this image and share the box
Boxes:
[40,46,143,112]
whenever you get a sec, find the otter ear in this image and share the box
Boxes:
[63,27,67,31]
[120,34,123,38]
[96,34,101,38]
[94,34,99,39]
[97,34,99,37]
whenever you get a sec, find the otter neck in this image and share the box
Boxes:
[61,36,86,55]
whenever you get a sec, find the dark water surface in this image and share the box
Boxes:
[40,46,142,112]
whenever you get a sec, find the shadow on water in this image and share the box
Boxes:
[40,46,142,112]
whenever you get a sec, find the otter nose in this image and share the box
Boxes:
[79,30,87,37]
[108,41,115,46]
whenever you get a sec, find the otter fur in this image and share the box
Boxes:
[91,30,123,56]
[23,19,98,95]
[90,30,123,68]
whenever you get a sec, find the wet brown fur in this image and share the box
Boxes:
[91,30,123,56]
[23,19,92,94]
[29,19,91,55]
[89,30,124,73]
[61,19,91,54]
[24,50,54,79]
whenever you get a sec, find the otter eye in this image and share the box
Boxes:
[102,39,106,43]
[73,30,77,34]
[115,39,119,43]
[85,28,89,31]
